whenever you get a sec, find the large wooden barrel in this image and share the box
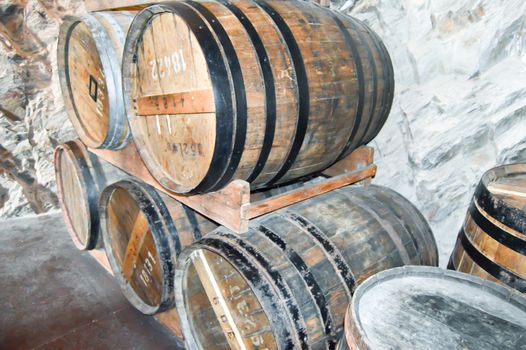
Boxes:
[99,179,218,315]
[57,12,135,149]
[174,185,437,349]
[449,164,526,293]
[54,140,125,250]
[340,266,526,350]
[122,0,394,194]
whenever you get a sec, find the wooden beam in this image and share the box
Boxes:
[121,214,150,280]
[90,142,251,233]
[90,141,376,234]
[244,164,377,220]
[136,90,215,116]
[190,250,247,350]
[323,146,374,177]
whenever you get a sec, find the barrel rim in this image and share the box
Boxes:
[57,13,129,150]
[451,226,526,292]
[365,184,439,266]
[122,3,239,194]
[174,232,298,350]
[99,178,177,315]
[475,163,526,234]
[346,265,526,350]
[54,140,98,250]
[217,0,277,184]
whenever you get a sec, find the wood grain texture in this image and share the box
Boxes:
[122,0,394,194]
[174,184,438,349]
[342,267,526,350]
[244,164,377,219]
[449,163,526,293]
[91,142,375,233]
[99,179,218,317]
[57,12,135,149]
[137,89,215,115]
[54,140,127,250]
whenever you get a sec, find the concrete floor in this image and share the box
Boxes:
[0,212,183,349]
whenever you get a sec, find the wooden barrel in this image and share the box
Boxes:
[99,179,218,315]
[449,164,526,293]
[57,12,135,149]
[340,266,526,350]
[174,185,437,349]
[122,0,394,194]
[54,140,125,250]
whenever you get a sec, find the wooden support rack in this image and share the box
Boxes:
[91,141,376,233]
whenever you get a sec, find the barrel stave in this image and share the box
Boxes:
[449,164,526,292]
[228,0,299,184]
[100,179,219,316]
[175,184,437,349]
[264,0,358,184]
[123,0,394,194]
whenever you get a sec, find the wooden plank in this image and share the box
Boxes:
[91,141,376,234]
[243,164,377,220]
[323,146,374,177]
[137,90,215,116]
[90,141,251,233]
[121,214,150,280]
[190,250,247,350]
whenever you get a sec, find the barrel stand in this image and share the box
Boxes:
[85,139,376,341]
[70,0,378,344]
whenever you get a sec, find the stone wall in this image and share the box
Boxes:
[1,0,525,264]
[346,0,526,264]
[0,0,82,217]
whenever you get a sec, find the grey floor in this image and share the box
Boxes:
[0,212,182,349]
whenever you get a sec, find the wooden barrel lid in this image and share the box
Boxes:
[54,141,98,250]
[57,13,129,149]
[175,245,279,349]
[475,163,526,234]
[59,16,110,147]
[125,5,218,193]
[345,266,526,349]
[100,180,174,315]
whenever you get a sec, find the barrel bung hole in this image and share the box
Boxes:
[105,187,163,309]
[182,249,277,349]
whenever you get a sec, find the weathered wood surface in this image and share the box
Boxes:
[137,89,215,115]
[99,179,218,316]
[174,185,438,349]
[91,142,376,233]
[449,163,526,293]
[57,12,134,149]
[122,0,394,194]
[54,140,127,250]
[342,266,526,350]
